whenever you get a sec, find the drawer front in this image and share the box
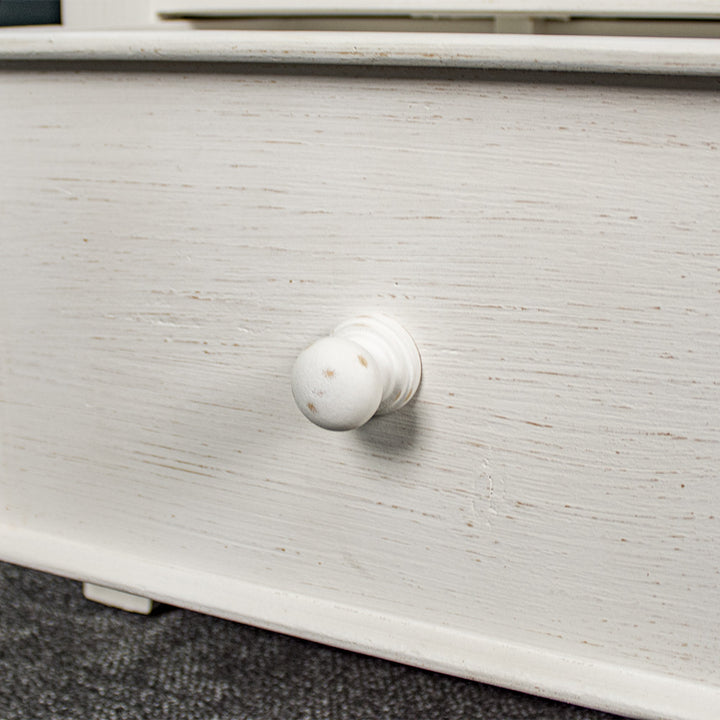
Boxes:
[1,64,719,719]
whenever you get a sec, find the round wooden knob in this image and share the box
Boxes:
[291,314,422,431]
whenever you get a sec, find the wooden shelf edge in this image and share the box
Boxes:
[0,29,720,74]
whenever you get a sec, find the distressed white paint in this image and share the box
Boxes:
[0,56,719,720]
[2,30,720,75]
[291,314,422,430]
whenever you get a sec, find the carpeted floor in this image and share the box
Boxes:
[0,561,630,720]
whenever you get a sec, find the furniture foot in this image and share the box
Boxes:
[82,582,154,614]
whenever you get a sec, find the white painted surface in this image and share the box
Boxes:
[3,524,719,720]
[58,0,720,34]
[291,314,422,430]
[83,582,155,613]
[1,30,720,75]
[153,0,720,19]
[62,0,158,30]
[0,62,719,719]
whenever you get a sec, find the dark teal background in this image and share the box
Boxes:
[0,0,60,25]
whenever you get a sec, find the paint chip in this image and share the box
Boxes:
[323,369,335,378]
[358,355,368,368]
[306,402,317,414]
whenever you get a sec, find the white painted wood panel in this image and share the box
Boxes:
[1,61,719,719]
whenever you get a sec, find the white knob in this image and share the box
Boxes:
[291,314,422,431]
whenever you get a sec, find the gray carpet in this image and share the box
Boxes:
[0,561,629,720]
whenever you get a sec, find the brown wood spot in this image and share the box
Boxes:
[358,355,368,368]
[322,369,335,378]
[306,402,317,414]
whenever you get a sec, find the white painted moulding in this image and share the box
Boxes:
[1,30,720,74]
[153,0,720,19]
[2,525,718,720]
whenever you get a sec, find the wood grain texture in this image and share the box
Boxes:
[0,64,719,719]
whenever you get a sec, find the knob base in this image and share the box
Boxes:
[332,314,422,416]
